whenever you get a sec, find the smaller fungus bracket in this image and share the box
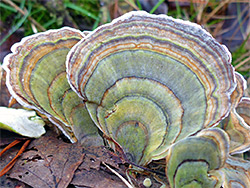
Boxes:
[218,72,250,154]
[2,27,103,146]
[165,128,230,188]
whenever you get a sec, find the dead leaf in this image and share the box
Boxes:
[79,146,122,171]
[3,131,166,187]
[0,140,30,188]
[71,168,127,188]
[8,131,85,188]
[72,146,127,187]
[73,146,165,188]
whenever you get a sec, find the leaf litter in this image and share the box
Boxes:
[7,131,85,188]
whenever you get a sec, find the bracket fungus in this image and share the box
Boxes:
[3,27,103,146]
[218,72,250,154]
[2,11,250,187]
[236,97,250,126]
[67,11,236,165]
[165,128,230,188]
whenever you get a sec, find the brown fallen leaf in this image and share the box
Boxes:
[0,139,31,177]
[79,146,122,171]
[71,168,127,188]
[8,131,85,188]
[5,131,165,187]
[73,146,165,188]
[72,146,128,188]
[0,142,30,188]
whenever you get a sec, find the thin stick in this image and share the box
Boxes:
[0,140,22,157]
[229,6,250,42]
[235,56,250,70]
[0,139,31,177]
[0,158,18,176]
[2,0,46,31]
[102,162,134,188]
[202,0,231,24]
[124,0,140,10]
[8,97,18,108]
[234,51,250,65]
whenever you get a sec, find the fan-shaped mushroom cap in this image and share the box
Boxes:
[165,128,229,188]
[67,11,236,165]
[218,73,250,154]
[236,97,250,126]
[222,156,250,188]
[3,27,103,146]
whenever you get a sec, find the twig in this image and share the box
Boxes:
[8,97,18,108]
[234,51,250,65]
[102,162,134,188]
[0,140,22,157]
[202,0,231,24]
[2,0,46,32]
[0,139,31,177]
[235,56,250,70]
[229,6,250,42]
[211,20,225,37]
[124,0,140,10]
[196,0,208,24]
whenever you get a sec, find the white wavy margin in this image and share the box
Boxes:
[2,27,85,143]
[66,10,237,129]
